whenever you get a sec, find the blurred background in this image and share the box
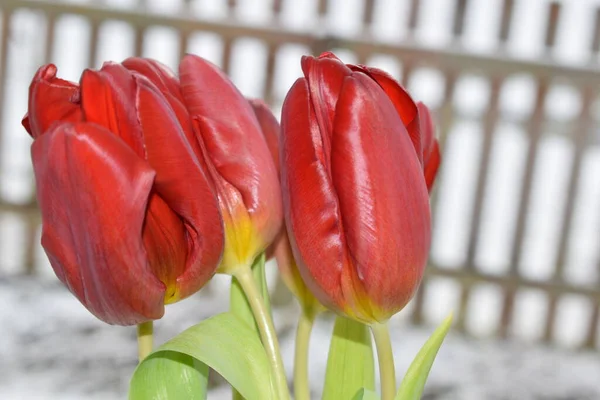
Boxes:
[0,0,599,399]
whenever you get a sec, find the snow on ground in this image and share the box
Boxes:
[1,277,600,400]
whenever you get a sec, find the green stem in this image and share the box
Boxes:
[137,321,153,362]
[371,322,396,400]
[293,310,315,400]
[234,266,290,400]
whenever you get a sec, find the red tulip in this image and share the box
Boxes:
[23,59,224,325]
[280,52,440,323]
[178,55,282,274]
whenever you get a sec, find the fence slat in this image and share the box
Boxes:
[134,26,145,57]
[499,0,514,43]
[363,0,375,28]
[272,0,283,17]
[317,0,328,19]
[23,215,37,274]
[179,30,190,65]
[263,43,278,104]
[452,0,468,38]
[87,19,100,68]
[456,77,503,333]
[584,289,599,348]
[408,0,420,33]
[499,80,547,338]
[543,87,595,343]
[592,8,600,54]
[0,8,11,168]
[545,2,561,49]
[222,37,234,75]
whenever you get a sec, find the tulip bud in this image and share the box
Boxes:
[280,53,440,323]
[179,55,282,274]
[23,60,224,325]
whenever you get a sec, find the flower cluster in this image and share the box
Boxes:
[23,51,442,400]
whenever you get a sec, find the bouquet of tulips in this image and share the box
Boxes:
[22,51,450,400]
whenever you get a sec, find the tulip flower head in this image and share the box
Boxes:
[280,52,441,323]
[178,56,283,274]
[23,59,224,325]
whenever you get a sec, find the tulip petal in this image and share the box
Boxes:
[272,228,321,314]
[424,141,441,192]
[122,57,184,103]
[249,98,281,261]
[281,78,348,313]
[417,103,435,158]
[301,55,352,168]
[179,55,282,269]
[330,73,431,321]
[24,64,83,138]
[134,75,224,300]
[316,51,342,61]
[79,64,145,157]
[121,58,203,159]
[142,192,188,302]
[179,55,278,218]
[164,92,205,159]
[249,99,281,172]
[31,122,165,325]
[417,102,441,191]
[349,64,423,165]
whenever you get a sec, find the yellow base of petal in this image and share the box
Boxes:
[218,212,264,275]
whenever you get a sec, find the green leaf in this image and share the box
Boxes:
[230,253,271,399]
[129,352,208,400]
[352,388,381,400]
[395,313,453,400]
[322,316,375,400]
[129,312,274,400]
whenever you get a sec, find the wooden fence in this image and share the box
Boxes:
[0,0,599,349]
